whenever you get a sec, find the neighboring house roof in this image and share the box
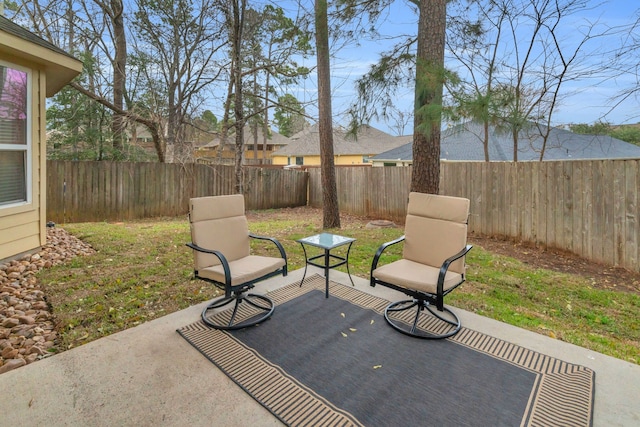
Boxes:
[203,126,290,148]
[272,124,408,157]
[0,15,83,96]
[373,140,413,162]
[373,121,640,162]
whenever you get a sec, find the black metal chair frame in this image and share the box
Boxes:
[187,233,287,330]
[370,236,472,339]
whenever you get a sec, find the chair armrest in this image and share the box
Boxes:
[370,235,405,286]
[437,244,473,296]
[186,242,232,287]
[249,233,288,265]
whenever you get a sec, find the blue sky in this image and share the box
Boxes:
[289,0,640,136]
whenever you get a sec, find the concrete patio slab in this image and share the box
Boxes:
[0,267,638,426]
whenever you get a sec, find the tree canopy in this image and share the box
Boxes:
[7,0,312,168]
[7,0,640,172]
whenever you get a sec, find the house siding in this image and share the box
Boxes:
[196,146,279,161]
[0,211,41,260]
[272,155,289,165]
[37,69,47,247]
[0,65,45,261]
[272,154,367,166]
[0,18,80,262]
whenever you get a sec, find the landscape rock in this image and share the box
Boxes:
[2,318,19,329]
[1,346,17,359]
[0,358,26,374]
[365,219,397,229]
[0,227,95,375]
[17,316,35,325]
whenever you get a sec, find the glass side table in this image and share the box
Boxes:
[296,233,356,298]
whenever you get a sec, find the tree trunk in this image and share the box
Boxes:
[262,43,272,164]
[483,120,490,162]
[252,121,258,160]
[232,0,246,193]
[252,71,259,160]
[218,77,235,162]
[315,0,340,228]
[111,0,126,157]
[410,0,447,195]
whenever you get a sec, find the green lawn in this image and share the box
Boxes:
[38,210,639,364]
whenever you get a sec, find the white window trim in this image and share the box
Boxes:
[0,59,32,210]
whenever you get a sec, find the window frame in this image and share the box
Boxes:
[0,60,32,210]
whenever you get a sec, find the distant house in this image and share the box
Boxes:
[271,124,407,166]
[125,124,165,161]
[0,16,82,262]
[371,121,640,166]
[196,126,290,164]
[125,120,215,162]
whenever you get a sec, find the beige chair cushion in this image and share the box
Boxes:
[407,192,469,223]
[189,194,245,222]
[198,255,286,286]
[190,216,250,270]
[373,259,463,295]
[188,195,285,285]
[189,195,250,270]
[403,192,469,275]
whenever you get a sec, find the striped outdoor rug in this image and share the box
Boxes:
[177,274,595,426]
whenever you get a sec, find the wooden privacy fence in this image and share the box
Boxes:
[46,159,640,273]
[46,161,308,223]
[308,160,640,273]
[307,166,412,223]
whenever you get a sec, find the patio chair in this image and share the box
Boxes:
[370,192,472,339]
[187,194,287,330]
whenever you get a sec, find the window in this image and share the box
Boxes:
[0,61,30,208]
[295,156,303,165]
